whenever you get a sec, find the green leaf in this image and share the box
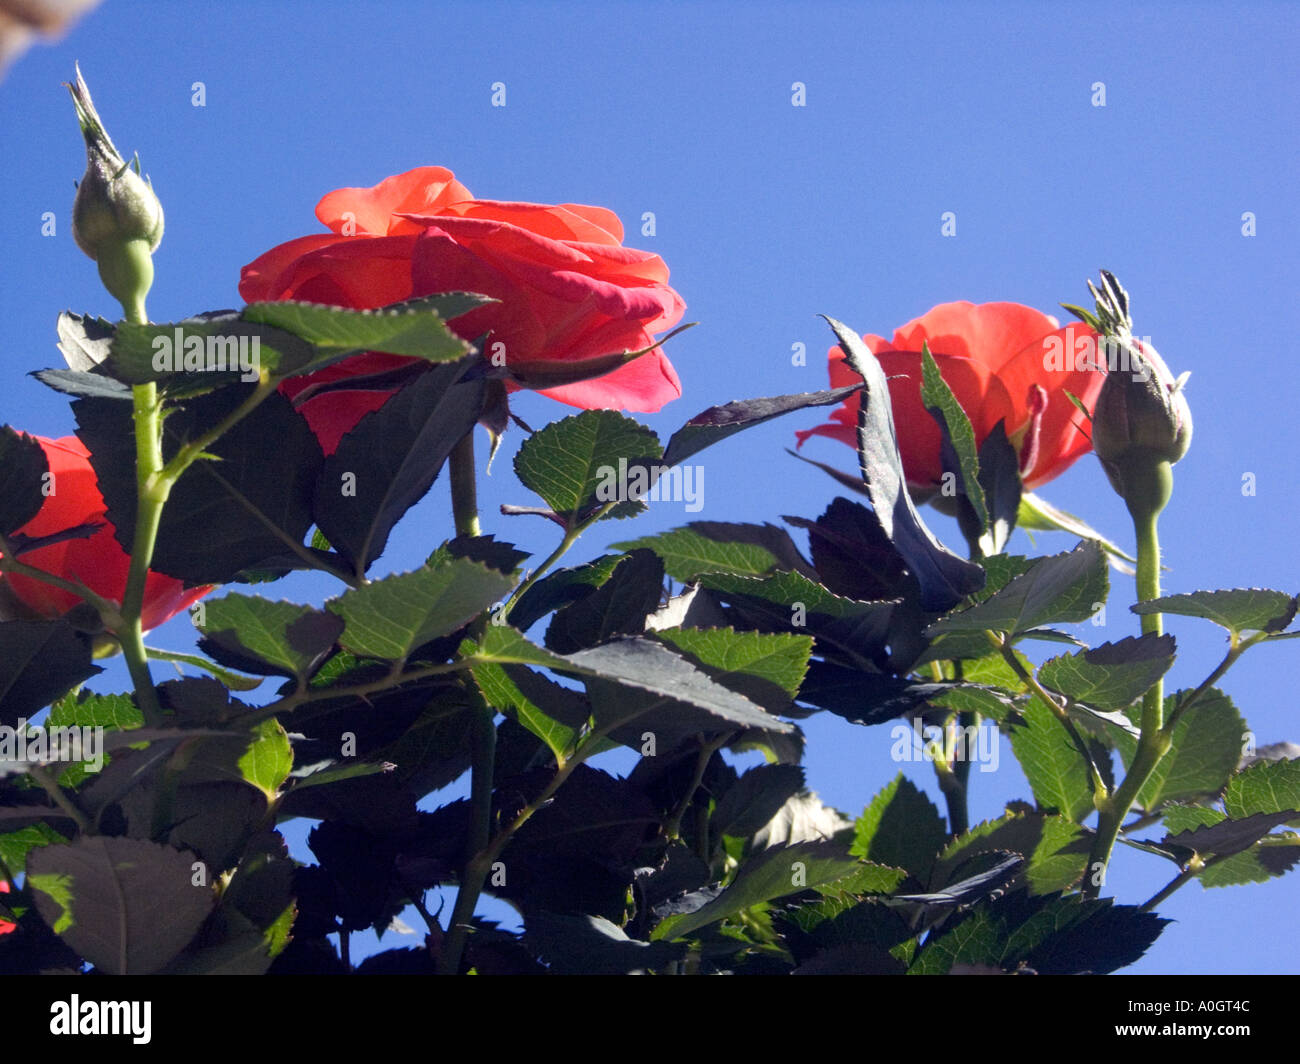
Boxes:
[181,718,294,798]
[893,853,1023,907]
[814,861,910,898]
[1118,689,1247,808]
[1017,491,1136,572]
[527,912,687,973]
[1159,804,1300,887]
[653,626,812,713]
[927,541,1108,639]
[243,295,480,364]
[651,841,861,941]
[0,426,49,536]
[921,342,987,532]
[1159,803,1224,835]
[1133,588,1299,636]
[825,317,984,612]
[975,423,1022,557]
[1225,756,1300,818]
[428,535,529,576]
[712,764,806,841]
[109,315,314,387]
[314,359,486,572]
[74,384,325,585]
[507,555,623,631]
[27,836,215,974]
[513,410,662,525]
[613,522,813,582]
[784,498,908,602]
[927,683,1017,724]
[0,821,67,872]
[331,560,514,661]
[577,637,793,749]
[699,570,896,666]
[699,569,893,624]
[851,773,947,879]
[1038,633,1176,711]
[661,385,863,467]
[1163,810,1300,858]
[544,549,664,654]
[471,662,588,762]
[199,595,343,680]
[236,719,293,797]
[461,624,573,670]
[463,627,793,747]
[908,893,1168,975]
[1199,837,1300,888]
[0,621,99,723]
[48,690,143,731]
[935,814,1089,895]
[32,368,132,401]
[55,311,114,372]
[1007,696,1098,822]
[140,647,262,692]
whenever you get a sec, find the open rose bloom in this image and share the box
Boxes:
[796,301,1107,494]
[240,166,686,453]
[0,435,209,632]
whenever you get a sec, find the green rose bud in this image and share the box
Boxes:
[1092,338,1192,469]
[1071,272,1192,521]
[67,64,163,319]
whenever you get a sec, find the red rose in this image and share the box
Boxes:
[795,301,1106,492]
[0,435,210,631]
[239,166,686,454]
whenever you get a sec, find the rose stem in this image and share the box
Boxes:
[1084,465,1171,898]
[449,432,481,538]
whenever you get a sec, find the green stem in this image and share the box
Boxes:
[436,700,628,974]
[449,432,481,538]
[160,377,277,482]
[438,694,496,975]
[1164,632,1264,732]
[500,501,618,621]
[942,711,976,836]
[247,659,468,723]
[1140,856,1203,913]
[1085,500,1167,899]
[30,765,90,834]
[119,380,167,726]
[1133,507,1163,733]
[988,630,1107,801]
[664,735,725,844]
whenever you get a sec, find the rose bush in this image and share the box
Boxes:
[0,434,209,631]
[795,301,1106,493]
[240,166,686,453]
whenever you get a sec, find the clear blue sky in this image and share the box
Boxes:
[2,0,1296,974]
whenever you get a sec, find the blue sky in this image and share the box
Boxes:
[2,0,1297,973]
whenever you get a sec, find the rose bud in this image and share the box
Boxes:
[1072,272,1192,518]
[67,64,163,317]
[1091,338,1192,469]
